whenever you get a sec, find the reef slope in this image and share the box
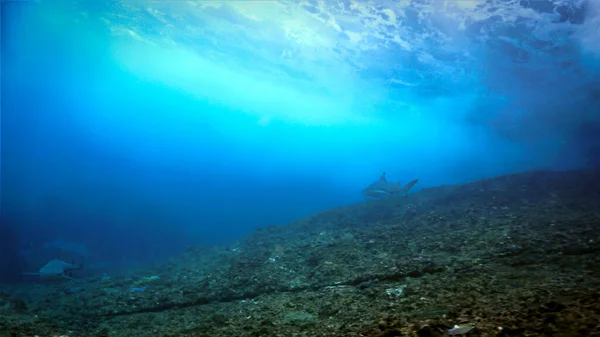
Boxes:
[2,170,600,337]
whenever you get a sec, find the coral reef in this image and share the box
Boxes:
[1,170,600,337]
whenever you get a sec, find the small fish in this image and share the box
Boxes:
[447,323,475,335]
[131,287,147,292]
[65,287,83,293]
[362,172,419,198]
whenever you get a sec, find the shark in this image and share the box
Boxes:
[44,238,90,259]
[362,172,419,198]
[22,259,83,281]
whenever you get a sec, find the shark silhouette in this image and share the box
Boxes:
[22,259,83,281]
[362,172,419,198]
[44,238,90,259]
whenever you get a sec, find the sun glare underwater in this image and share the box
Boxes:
[2,0,600,278]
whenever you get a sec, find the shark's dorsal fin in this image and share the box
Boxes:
[379,172,387,181]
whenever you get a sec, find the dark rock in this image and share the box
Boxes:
[416,325,441,337]
[378,329,403,337]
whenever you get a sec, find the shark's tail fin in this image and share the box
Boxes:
[402,179,419,196]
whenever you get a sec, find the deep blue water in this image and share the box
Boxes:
[1,0,599,276]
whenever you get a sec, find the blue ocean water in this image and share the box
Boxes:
[1,0,599,278]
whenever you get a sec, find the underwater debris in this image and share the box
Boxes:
[386,285,407,297]
[134,275,160,285]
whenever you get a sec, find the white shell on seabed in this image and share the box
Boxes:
[447,323,475,335]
